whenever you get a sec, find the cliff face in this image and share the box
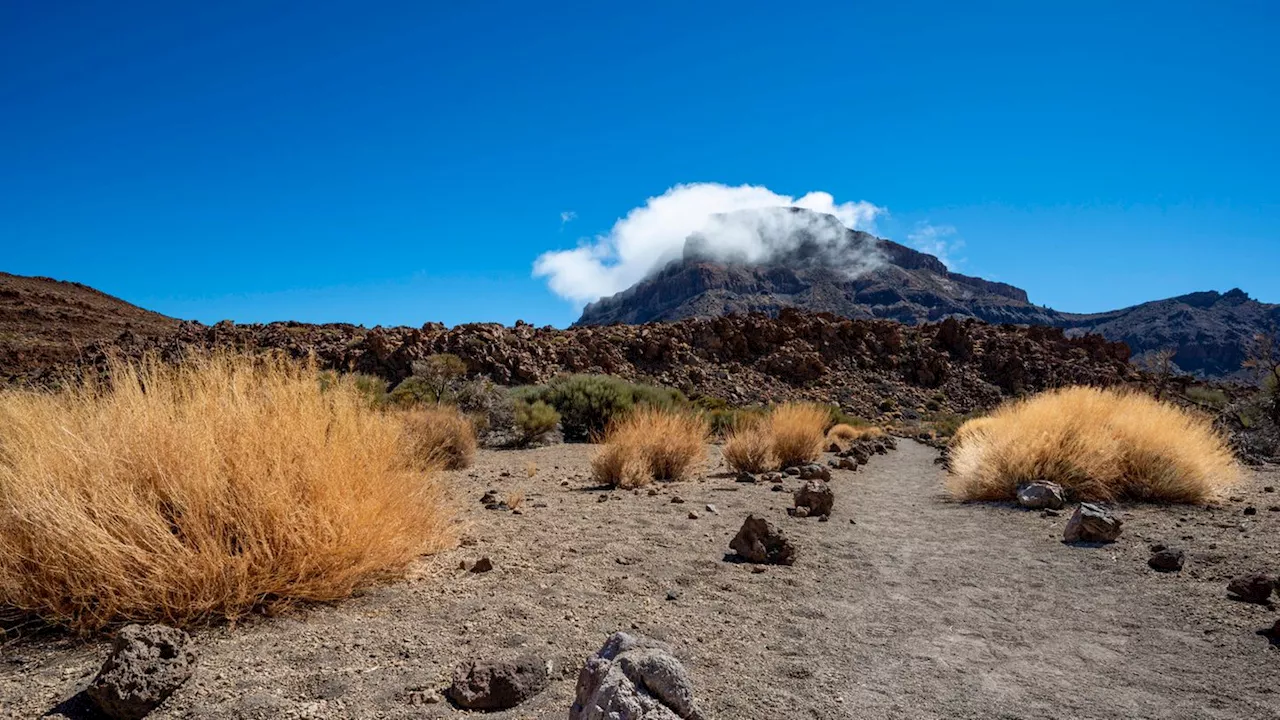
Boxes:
[575,209,1276,379]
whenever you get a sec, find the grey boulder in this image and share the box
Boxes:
[1016,481,1065,510]
[86,624,196,720]
[570,632,702,720]
[1063,503,1123,543]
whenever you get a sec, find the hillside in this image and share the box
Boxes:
[0,272,179,381]
[575,209,1277,378]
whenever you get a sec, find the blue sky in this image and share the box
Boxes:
[2,1,1276,327]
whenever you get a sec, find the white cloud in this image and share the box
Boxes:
[559,210,577,227]
[533,182,885,304]
[906,223,964,269]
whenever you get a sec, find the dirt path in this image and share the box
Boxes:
[5,441,1278,719]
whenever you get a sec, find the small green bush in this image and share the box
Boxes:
[1184,385,1229,410]
[825,405,870,430]
[513,400,560,446]
[411,354,468,402]
[388,376,436,407]
[704,407,766,437]
[928,411,968,438]
[519,374,686,442]
[319,371,389,407]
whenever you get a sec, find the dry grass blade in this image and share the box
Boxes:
[947,386,1239,504]
[0,352,456,633]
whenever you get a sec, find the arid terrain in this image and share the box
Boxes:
[6,439,1277,719]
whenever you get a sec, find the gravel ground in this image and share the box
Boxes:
[3,440,1278,719]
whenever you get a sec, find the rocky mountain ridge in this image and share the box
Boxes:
[575,209,1277,378]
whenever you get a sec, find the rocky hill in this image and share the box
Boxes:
[1059,289,1280,379]
[53,311,1136,423]
[575,209,1277,379]
[0,271,179,379]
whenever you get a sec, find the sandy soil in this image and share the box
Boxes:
[4,440,1278,719]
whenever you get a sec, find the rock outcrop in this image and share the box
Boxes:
[570,632,703,720]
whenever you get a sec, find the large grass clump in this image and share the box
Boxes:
[947,386,1239,504]
[722,402,829,472]
[766,402,830,468]
[400,405,478,470]
[722,423,776,473]
[591,407,709,488]
[0,353,455,632]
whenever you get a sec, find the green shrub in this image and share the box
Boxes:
[928,410,968,438]
[519,374,686,442]
[388,375,436,407]
[1184,385,1229,410]
[319,371,389,407]
[825,405,870,430]
[411,354,468,402]
[513,400,560,446]
[704,407,766,437]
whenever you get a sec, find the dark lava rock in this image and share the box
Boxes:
[570,632,702,720]
[1063,503,1123,543]
[783,466,801,476]
[1016,481,1065,510]
[471,557,494,573]
[1148,548,1185,572]
[793,479,834,517]
[87,624,196,720]
[798,464,831,481]
[448,655,549,711]
[730,515,797,565]
[1227,573,1275,604]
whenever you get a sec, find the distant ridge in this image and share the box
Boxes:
[575,208,1278,379]
[0,271,178,380]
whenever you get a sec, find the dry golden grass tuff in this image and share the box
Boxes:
[827,423,885,443]
[400,405,478,470]
[722,423,777,474]
[0,353,455,632]
[591,407,709,487]
[768,403,829,468]
[947,386,1239,504]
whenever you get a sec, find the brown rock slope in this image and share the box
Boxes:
[0,272,178,382]
[78,311,1134,419]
